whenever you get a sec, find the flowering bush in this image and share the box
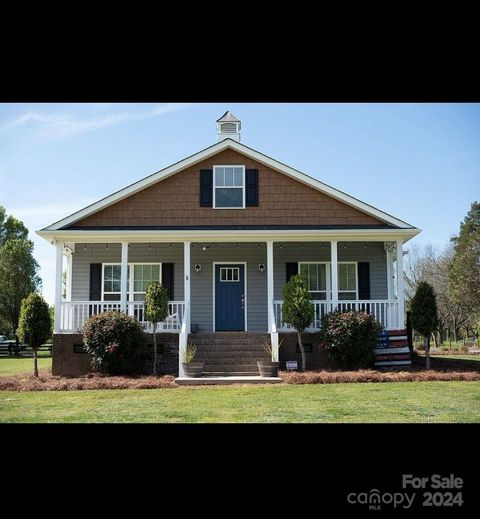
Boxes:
[83,311,147,375]
[321,310,382,369]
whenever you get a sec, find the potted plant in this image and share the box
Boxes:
[181,341,204,377]
[257,338,283,377]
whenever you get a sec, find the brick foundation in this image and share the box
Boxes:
[52,333,179,377]
[279,332,333,370]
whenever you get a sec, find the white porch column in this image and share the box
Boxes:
[54,242,64,333]
[386,247,393,300]
[330,240,338,311]
[120,242,129,312]
[184,241,191,333]
[66,252,73,302]
[179,241,191,377]
[396,239,405,329]
[266,241,278,360]
[266,241,274,333]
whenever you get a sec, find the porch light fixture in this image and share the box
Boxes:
[148,243,151,250]
[169,243,173,248]
[258,263,265,273]
[364,242,368,248]
[84,244,87,251]
[105,243,109,250]
[194,264,202,274]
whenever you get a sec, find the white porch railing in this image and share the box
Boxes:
[59,301,185,333]
[273,299,399,331]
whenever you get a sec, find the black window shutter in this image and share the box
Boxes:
[89,264,102,301]
[358,262,371,300]
[161,263,175,300]
[245,169,259,206]
[200,169,213,207]
[286,262,299,282]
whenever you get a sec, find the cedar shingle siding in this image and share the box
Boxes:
[72,150,383,228]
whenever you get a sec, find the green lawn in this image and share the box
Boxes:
[1,381,479,423]
[0,354,52,377]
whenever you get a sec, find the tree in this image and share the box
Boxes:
[448,202,480,337]
[144,281,169,375]
[411,281,438,369]
[0,205,28,245]
[281,274,313,371]
[0,239,41,349]
[17,293,51,377]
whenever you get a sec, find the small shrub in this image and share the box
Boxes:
[83,311,147,375]
[322,310,382,369]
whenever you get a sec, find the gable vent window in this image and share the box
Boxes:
[213,165,245,208]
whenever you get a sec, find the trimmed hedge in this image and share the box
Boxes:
[83,311,147,375]
[322,310,382,369]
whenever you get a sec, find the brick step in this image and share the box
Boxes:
[195,345,267,352]
[202,371,261,377]
[194,350,266,357]
[193,341,268,348]
[192,334,269,344]
[199,357,266,366]
[203,364,260,372]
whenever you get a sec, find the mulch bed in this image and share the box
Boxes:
[0,371,178,391]
[280,369,480,385]
[1,355,480,390]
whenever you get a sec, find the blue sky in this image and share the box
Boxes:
[0,103,479,304]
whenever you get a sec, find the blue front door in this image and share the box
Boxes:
[215,264,245,331]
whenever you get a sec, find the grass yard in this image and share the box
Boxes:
[432,354,480,362]
[1,381,479,423]
[0,353,52,377]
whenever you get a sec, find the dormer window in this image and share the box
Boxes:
[213,165,245,208]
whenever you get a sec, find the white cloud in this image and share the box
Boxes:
[3,103,189,139]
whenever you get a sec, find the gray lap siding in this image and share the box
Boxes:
[273,241,388,300]
[70,241,388,332]
[71,243,184,301]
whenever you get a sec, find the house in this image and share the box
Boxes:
[37,112,420,377]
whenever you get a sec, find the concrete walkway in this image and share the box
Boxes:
[175,376,283,385]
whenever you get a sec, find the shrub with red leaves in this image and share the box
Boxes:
[83,311,147,375]
[321,310,382,369]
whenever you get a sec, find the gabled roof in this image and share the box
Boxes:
[216,111,240,123]
[40,139,417,231]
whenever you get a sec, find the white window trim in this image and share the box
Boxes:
[213,165,246,209]
[337,261,358,299]
[298,262,330,299]
[297,261,358,300]
[101,262,162,301]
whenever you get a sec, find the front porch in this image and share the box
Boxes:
[52,236,407,376]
